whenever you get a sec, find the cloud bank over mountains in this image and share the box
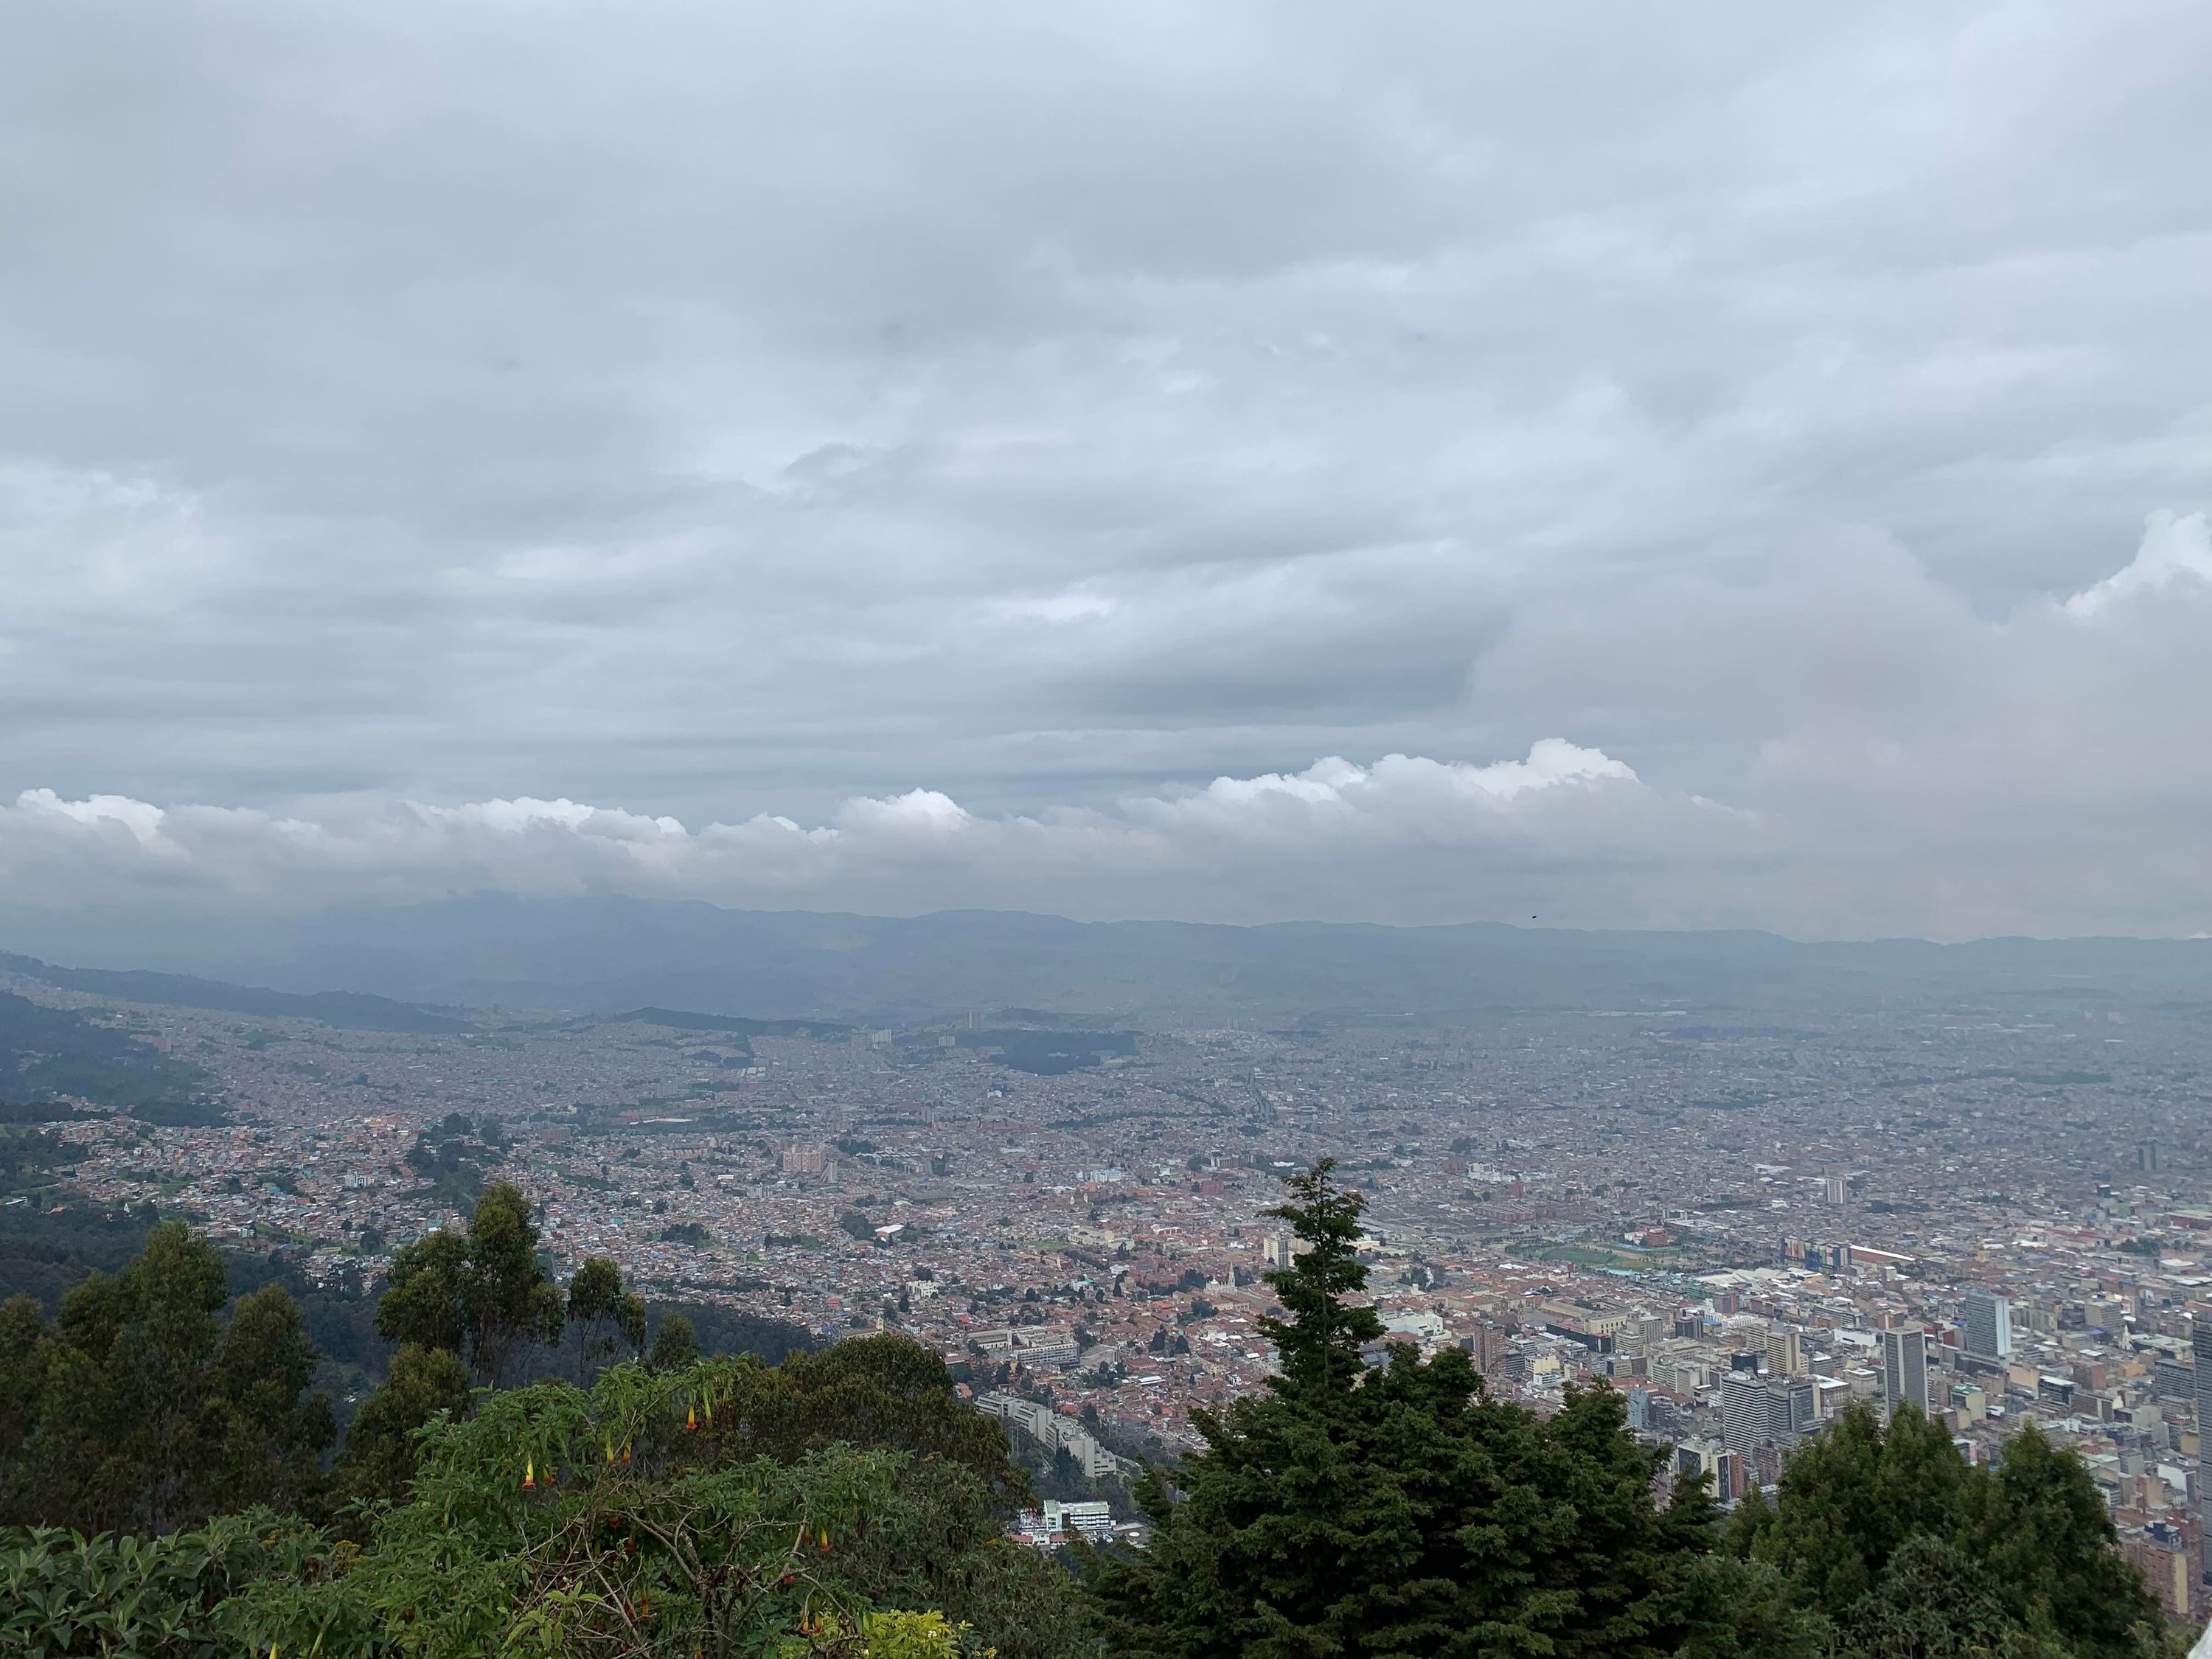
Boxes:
[7,509,2212,939]
[7,739,1718,928]
[3,4,2211,939]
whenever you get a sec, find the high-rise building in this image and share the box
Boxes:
[1720,1371,1765,1455]
[1464,1323,1509,1374]
[2138,1140,2161,1174]
[1765,1377,1817,1445]
[1765,1326,1804,1377]
[1882,1329,1930,1415]
[2191,1318,2212,1533]
[1825,1175,1848,1206]
[2122,1520,2196,1621]
[1675,1441,1746,1501]
[1712,1448,1745,1501]
[1962,1291,2013,1360]
[1723,1369,1817,1455]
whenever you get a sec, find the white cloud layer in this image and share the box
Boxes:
[4,740,1743,929]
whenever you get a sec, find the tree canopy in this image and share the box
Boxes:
[375,1181,566,1387]
[0,1161,2185,1659]
[566,1253,648,1382]
[648,1310,700,1373]
[1728,1399,2168,1659]
[0,1220,330,1535]
[1088,1158,1739,1659]
[1253,1160,1384,1401]
[6,1338,1087,1658]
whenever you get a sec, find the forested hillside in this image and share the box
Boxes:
[0,992,208,1110]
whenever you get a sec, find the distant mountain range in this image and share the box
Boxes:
[10,897,2212,1026]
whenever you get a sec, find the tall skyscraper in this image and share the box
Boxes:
[1882,1329,1930,1415]
[1765,1326,1804,1377]
[1962,1291,2013,1360]
[1720,1371,1764,1455]
[1712,1448,1745,1502]
[1724,1371,1815,1455]
[2191,1318,2212,1534]
[1626,1385,1652,1433]
[1464,1323,1508,1374]
[1765,1376,1817,1445]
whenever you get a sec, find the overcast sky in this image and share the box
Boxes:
[4,1,2211,940]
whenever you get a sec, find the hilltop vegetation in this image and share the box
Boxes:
[0,1165,2181,1658]
[1087,1164,2172,1659]
[0,953,473,1034]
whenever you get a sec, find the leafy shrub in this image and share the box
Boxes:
[0,1512,326,1658]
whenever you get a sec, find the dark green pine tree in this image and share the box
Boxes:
[1253,1159,1385,1400]
[647,1310,700,1372]
[327,1339,473,1509]
[375,1180,566,1386]
[1961,1422,2169,1659]
[0,1221,332,1534]
[1729,1402,2170,1659]
[564,1254,647,1381]
[1725,1400,1972,1617]
[1087,1160,1738,1659]
[1832,1534,2023,1659]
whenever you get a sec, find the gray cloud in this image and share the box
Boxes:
[1,2,2210,933]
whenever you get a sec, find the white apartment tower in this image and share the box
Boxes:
[1882,1328,1930,1415]
[1962,1290,2012,1360]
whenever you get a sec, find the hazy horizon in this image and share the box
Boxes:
[11,892,2212,1032]
[14,888,2212,959]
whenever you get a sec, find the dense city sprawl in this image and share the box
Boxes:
[7,964,2212,1610]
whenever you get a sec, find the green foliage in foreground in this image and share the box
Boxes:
[3,1344,1088,1657]
[1087,1161,1740,1659]
[327,1340,473,1514]
[0,1221,331,1534]
[1727,1400,2171,1659]
[1085,1160,2177,1659]
[0,1163,2185,1659]
[1,1512,325,1659]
